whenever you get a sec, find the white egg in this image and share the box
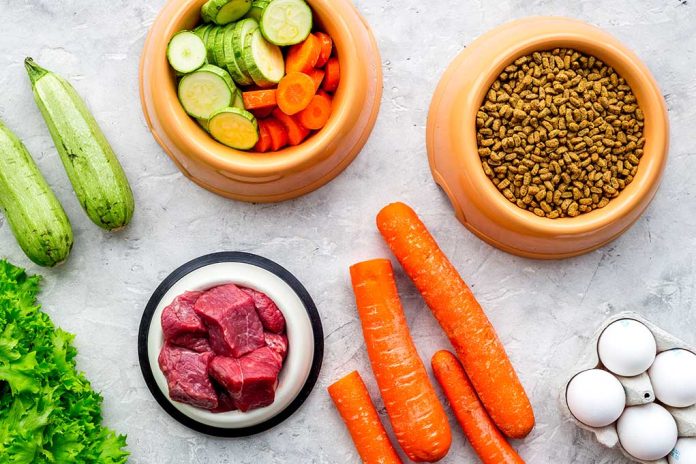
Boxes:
[669,438,696,464]
[598,319,657,377]
[617,403,678,461]
[566,369,626,427]
[649,349,696,407]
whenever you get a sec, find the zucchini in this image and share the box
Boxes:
[221,23,253,86]
[0,120,73,267]
[25,58,134,231]
[260,0,312,46]
[245,0,271,22]
[202,0,252,25]
[208,107,259,149]
[231,19,259,83]
[167,30,207,74]
[205,26,223,65]
[178,64,236,119]
[243,28,285,87]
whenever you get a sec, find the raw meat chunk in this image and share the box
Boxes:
[265,332,289,361]
[194,284,265,357]
[161,291,210,352]
[241,287,286,334]
[158,343,218,409]
[210,381,237,413]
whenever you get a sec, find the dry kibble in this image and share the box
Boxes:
[477,48,645,218]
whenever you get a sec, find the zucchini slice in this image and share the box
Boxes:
[232,19,259,82]
[208,107,259,150]
[243,28,285,87]
[202,0,252,25]
[205,26,223,65]
[167,31,207,74]
[178,65,236,119]
[220,23,254,86]
[260,0,312,46]
[245,0,271,22]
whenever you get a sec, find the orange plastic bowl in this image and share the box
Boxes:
[140,0,382,203]
[427,17,669,259]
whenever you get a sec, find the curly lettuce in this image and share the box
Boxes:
[0,260,128,463]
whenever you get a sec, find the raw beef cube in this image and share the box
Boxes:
[209,347,282,412]
[264,332,289,361]
[241,287,286,334]
[194,284,265,357]
[210,381,237,413]
[161,291,210,352]
[158,343,218,410]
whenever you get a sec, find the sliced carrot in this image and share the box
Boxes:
[277,72,316,116]
[251,106,275,118]
[298,93,332,130]
[307,68,325,93]
[323,57,340,93]
[253,120,272,153]
[315,32,333,68]
[328,371,403,464]
[350,259,451,463]
[242,90,277,110]
[376,203,535,439]
[264,117,289,152]
[272,108,310,146]
[286,33,322,74]
[432,351,526,464]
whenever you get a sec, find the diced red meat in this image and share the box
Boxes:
[158,343,218,410]
[241,287,286,334]
[194,284,265,357]
[264,332,289,361]
[209,347,282,412]
[161,291,210,352]
[210,381,237,413]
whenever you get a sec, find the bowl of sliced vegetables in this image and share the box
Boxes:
[140,0,383,202]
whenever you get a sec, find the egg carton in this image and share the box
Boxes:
[561,312,696,464]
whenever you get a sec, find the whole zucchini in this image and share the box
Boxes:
[25,58,135,231]
[0,121,73,267]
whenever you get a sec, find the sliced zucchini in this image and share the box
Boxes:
[232,19,259,82]
[178,65,235,119]
[245,0,271,22]
[194,24,213,41]
[202,0,252,25]
[260,0,312,46]
[232,90,245,110]
[205,26,223,65]
[167,31,207,74]
[213,24,230,69]
[243,28,285,87]
[208,107,259,150]
[220,24,254,86]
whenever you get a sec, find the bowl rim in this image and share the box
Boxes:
[428,16,669,239]
[137,252,324,437]
[139,0,368,177]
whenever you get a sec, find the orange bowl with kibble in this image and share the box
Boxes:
[427,17,669,259]
[140,0,383,203]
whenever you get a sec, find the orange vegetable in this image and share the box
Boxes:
[272,108,310,146]
[254,120,272,153]
[350,259,451,463]
[251,106,275,118]
[298,93,332,130]
[328,371,403,464]
[286,33,322,74]
[307,68,325,92]
[432,351,526,464]
[265,117,289,151]
[315,32,333,68]
[376,202,535,439]
[242,89,277,110]
[323,57,340,92]
[277,72,316,115]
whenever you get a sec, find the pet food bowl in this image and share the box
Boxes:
[138,252,324,436]
[140,0,383,203]
[427,17,669,259]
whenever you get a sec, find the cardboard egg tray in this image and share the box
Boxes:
[561,312,696,463]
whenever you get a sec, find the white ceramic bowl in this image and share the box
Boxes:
[138,252,324,436]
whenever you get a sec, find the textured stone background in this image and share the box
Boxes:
[0,0,694,462]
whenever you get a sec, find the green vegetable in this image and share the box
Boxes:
[0,260,128,462]
[202,0,252,25]
[245,0,271,22]
[24,58,135,231]
[0,121,73,267]
[178,64,236,119]
[244,28,285,87]
[260,0,312,46]
[208,107,259,149]
[166,30,207,74]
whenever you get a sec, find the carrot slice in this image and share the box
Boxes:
[254,120,272,153]
[350,259,451,463]
[298,93,332,130]
[328,371,403,464]
[242,90,277,110]
[323,57,340,93]
[277,72,316,115]
[315,32,333,68]
[272,108,310,146]
[286,33,322,74]
[376,202,535,439]
[432,351,526,464]
[251,106,275,118]
[307,68,325,93]
[265,117,289,151]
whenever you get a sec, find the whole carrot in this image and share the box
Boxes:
[328,371,403,464]
[376,202,534,439]
[350,259,451,462]
[432,351,526,464]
